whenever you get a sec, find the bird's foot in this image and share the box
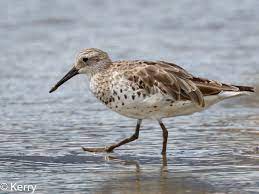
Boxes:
[81,146,114,153]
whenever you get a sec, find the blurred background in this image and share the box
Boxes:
[1,0,259,193]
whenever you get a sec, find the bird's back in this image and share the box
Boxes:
[89,60,255,119]
[112,60,255,98]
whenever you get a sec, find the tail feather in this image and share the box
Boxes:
[233,85,256,92]
[218,85,255,100]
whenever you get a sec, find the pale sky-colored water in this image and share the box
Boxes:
[1,0,259,193]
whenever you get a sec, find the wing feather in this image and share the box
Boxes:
[120,60,240,107]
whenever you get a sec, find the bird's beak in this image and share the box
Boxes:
[49,66,79,93]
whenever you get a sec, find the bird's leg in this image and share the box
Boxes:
[82,119,142,153]
[105,119,142,152]
[158,120,168,155]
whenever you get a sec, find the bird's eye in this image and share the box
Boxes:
[82,57,88,62]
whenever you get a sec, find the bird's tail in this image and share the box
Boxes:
[233,85,256,93]
[218,85,255,100]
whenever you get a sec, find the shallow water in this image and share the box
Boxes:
[1,0,259,193]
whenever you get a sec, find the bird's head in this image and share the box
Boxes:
[49,48,111,93]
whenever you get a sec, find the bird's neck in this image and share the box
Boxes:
[88,60,112,78]
[89,71,112,104]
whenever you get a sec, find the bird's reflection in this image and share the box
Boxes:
[96,154,214,194]
[105,155,140,172]
[104,154,169,177]
[104,154,169,192]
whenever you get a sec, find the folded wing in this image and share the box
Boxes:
[125,60,245,107]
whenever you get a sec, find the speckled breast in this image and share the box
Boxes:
[89,72,182,119]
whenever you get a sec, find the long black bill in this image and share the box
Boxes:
[49,66,79,93]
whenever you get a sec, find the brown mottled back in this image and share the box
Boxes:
[111,60,251,107]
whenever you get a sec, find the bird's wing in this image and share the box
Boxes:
[122,60,239,107]
[158,61,240,94]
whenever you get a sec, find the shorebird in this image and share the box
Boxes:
[49,48,255,155]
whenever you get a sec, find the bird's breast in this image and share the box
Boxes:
[89,73,220,120]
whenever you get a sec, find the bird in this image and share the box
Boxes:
[49,48,255,155]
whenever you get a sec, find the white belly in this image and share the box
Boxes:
[107,91,249,120]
